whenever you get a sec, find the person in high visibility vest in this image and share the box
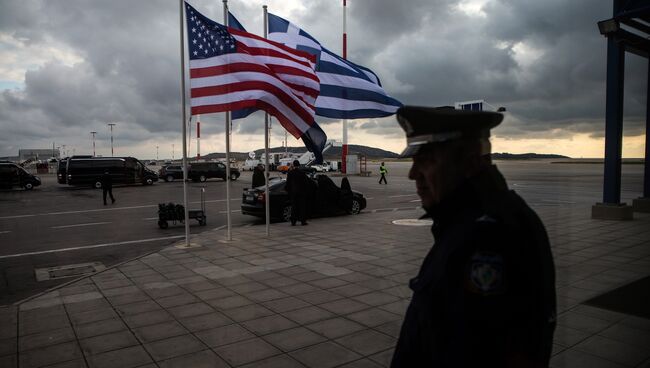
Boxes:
[379,162,388,184]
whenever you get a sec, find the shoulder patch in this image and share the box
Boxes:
[475,214,497,223]
[466,251,505,296]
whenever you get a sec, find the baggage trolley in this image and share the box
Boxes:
[157,187,206,229]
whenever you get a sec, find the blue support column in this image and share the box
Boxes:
[602,36,625,204]
[632,60,650,213]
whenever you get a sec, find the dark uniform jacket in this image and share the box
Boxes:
[285,167,310,199]
[252,168,265,188]
[101,172,113,189]
[391,165,556,368]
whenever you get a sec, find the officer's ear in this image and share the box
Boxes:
[456,139,487,178]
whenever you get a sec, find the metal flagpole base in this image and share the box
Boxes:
[591,202,634,220]
[218,238,240,243]
[175,242,202,249]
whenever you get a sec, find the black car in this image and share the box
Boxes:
[241,174,366,221]
[189,162,240,182]
[160,162,241,182]
[159,165,184,182]
[0,162,41,190]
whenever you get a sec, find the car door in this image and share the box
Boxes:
[0,165,14,188]
[216,162,226,179]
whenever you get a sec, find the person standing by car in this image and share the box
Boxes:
[379,162,388,184]
[390,106,556,367]
[285,160,309,226]
[252,163,265,188]
[101,170,115,205]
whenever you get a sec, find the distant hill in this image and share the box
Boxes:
[200,149,568,162]
[201,144,400,161]
[492,152,569,160]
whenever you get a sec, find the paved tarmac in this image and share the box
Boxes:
[1,192,649,367]
[1,160,649,367]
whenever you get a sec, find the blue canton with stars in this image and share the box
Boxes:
[185,2,237,60]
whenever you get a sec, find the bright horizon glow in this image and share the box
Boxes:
[47,131,645,160]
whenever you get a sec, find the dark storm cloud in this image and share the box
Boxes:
[355,119,404,138]
[0,0,647,157]
[0,0,192,154]
[344,0,646,139]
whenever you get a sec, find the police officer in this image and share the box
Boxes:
[391,106,556,368]
[101,170,115,205]
[379,162,388,184]
[252,163,265,188]
[285,160,309,226]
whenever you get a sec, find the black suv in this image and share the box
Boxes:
[0,162,42,190]
[159,165,185,182]
[189,162,240,182]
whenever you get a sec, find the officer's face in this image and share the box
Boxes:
[408,145,465,208]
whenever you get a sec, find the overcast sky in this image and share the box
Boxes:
[0,0,647,159]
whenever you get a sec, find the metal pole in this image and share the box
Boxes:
[341,0,348,174]
[263,5,270,236]
[197,114,201,160]
[156,146,159,161]
[223,0,232,240]
[180,0,190,246]
[108,123,115,156]
[90,132,97,156]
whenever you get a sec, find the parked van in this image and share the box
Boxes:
[57,155,92,184]
[65,157,158,188]
[0,161,41,190]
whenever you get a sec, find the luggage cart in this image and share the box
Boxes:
[157,187,206,229]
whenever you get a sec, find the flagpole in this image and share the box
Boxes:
[179,0,191,247]
[263,5,270,237]
[223,0,232,241]
[341,0,348,174]
[197,114,201,160]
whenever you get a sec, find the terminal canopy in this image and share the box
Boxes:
[598,0,650,57]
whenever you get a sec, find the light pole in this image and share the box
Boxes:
[172,144,175,160]
[156,146,159,161]
[108,123,116,156]
[62,144,67,157]
[90,131,97,156]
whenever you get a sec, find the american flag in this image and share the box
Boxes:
[185,2,320,139]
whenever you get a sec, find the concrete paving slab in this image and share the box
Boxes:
[157,349,229,368]
[290,341,362,368]
[85,345,152,368]
[19,326,76,352]
[72,318,127,340]
[143,334,205,362]
[212,337,281,366]
[195,323,255,348]
[79,330,139,356]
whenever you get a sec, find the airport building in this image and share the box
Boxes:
[18,149,59,161]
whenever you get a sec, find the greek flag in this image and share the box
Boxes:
[268,13,402,119]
